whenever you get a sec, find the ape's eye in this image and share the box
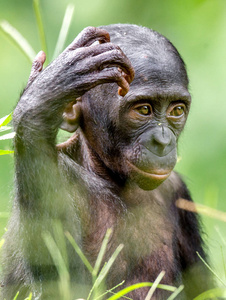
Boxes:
[169,105,185,117]
[135,105,152,116]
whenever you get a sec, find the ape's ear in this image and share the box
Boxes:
[60,101,82,132]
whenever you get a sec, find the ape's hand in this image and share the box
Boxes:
[26,27,134,100]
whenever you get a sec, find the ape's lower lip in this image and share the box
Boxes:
[127,160,171,181]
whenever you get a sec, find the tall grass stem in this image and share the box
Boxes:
[33,0,48,63]
[52,4,74,60]
[0,21,35,63]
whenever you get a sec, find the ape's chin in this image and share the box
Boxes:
[135,175,167,190]
[126,160,171,190]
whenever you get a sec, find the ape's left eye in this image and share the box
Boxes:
[135,105,152,116]
[169,105,185,117]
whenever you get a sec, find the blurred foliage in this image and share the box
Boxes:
[0,0,226,288]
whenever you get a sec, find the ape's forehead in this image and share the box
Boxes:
[130,53,188,88]
[100,24,189,88]
[101,24,179,57]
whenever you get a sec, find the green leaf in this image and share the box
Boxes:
[65,231,93,274]
[197,252,226,287]
[167,285,184,300]
[93,228,112,278]
[93,244,124,289]
[0,132,15,141]
[42,231,71,300]
[33,0,48,63]
[13,292,19,300]
[0,239,5,249]
[145,271,165,300]
[0,126,13,133]
[24,293,33,300]
[0,113,13,128]
[87,244,124,300]
[0,150,14,155]
[52,4,75,60]
[193,288,226,300]
[106,282,176,300]
[0,21,35,63]
[94,281,125,300]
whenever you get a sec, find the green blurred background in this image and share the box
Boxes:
[0,0,226,286]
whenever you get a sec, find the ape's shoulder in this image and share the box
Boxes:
[158,171,193,203]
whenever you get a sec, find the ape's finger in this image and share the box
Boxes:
[70,42,119,64]
[117,71,130,96]
[25,51,46,91]
[80,67,131,97]
[99,68,130,96]
[28,51,46,83]
[84,49,135,83]
[67,27,110,50]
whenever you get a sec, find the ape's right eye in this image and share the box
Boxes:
[134,104,152,116]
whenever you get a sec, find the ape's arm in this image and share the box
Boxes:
[1,27,134,298]
[175,180,213,298]
[13,26,134,209]
[14,27,133,148]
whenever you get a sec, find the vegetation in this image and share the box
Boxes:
[1,0,226,298]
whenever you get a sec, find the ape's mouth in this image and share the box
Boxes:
[126,160,171,181]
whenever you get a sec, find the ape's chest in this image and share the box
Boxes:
[83,199,177,283]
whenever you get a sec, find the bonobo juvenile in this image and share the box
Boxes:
[1,24,211,299]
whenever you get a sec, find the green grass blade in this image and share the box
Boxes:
[0,21,35,63]
[94,281,125,300]
[0,132,15,141]
[106,282,176,300]
[215,226,226,246]
[93,244,124,290]
[167,285,184,300]
[0,150,14,155]
[24,293,33,300]
[13,291,19,300]
[52,221,69,271]
[145,271,165,300]
[65,231,93,274]
[93,228,112,278]
[0,239,5,249]
[33,0,48,63]
[0,126,13,133]
[87,244,124,300]
[42,231,71,300]
[220,245,226,280]
[176,199,226,222]
[52,4,74,60]
[42,232,70,278]
[193,288,226,300]
[0,113,13,128]
[196,251,226,287]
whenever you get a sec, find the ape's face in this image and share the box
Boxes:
[80,54,190,190]
[75,26,191,190]
[117,50,190,189]
[118,86,190,189]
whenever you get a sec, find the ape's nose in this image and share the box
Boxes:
[142,126,176,157]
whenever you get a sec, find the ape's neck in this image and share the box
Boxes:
[58,130,127,190]
[81,139,127,189]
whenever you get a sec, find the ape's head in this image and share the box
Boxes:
[62,24,191,190]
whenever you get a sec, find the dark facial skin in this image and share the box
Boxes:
[118,86,191,190]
